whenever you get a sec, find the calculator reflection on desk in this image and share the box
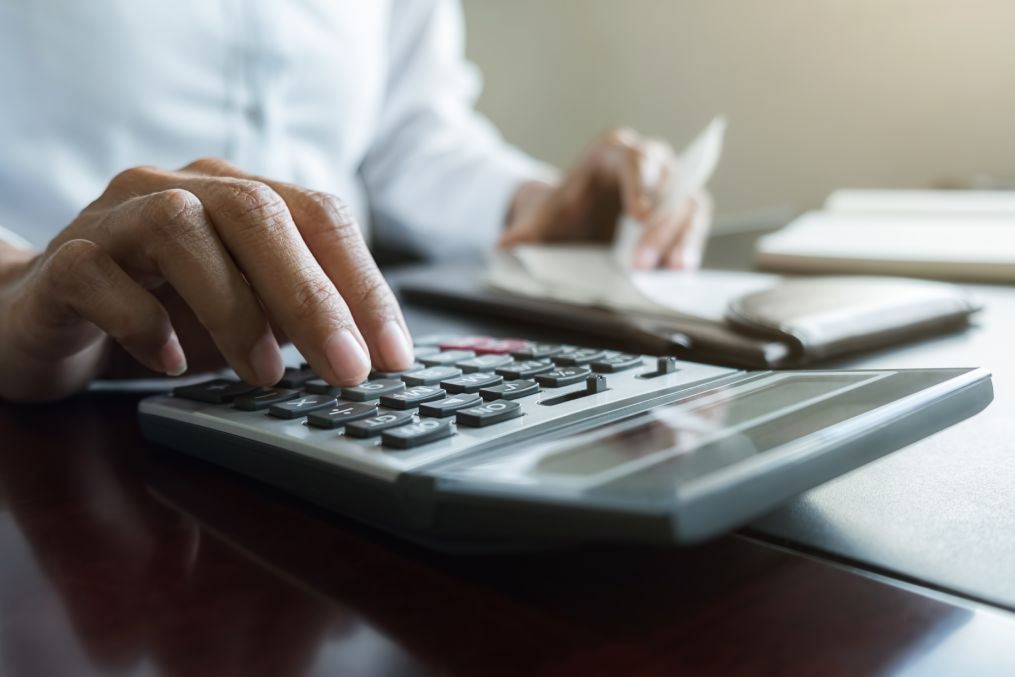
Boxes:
[139,334,992,547]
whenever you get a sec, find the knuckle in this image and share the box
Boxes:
[308,191,354,225]
[220,180,290,228]
[303,192,363,243]
[292,274,340,321]
[44,239,104,297]
[184,156,236,175]
[349,271,397,318]
[143,189,208,246]
[107,165,159,193]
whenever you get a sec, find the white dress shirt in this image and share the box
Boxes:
[0,0,553,256]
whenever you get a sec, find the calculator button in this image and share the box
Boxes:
[553,348,606,366]
[418,393,482,418]
[411,346,441,358]
[456,354,514,373]
[479,379,540,401]
[591,354,644,373]
[436,336,489,351]
[381,418,455,449]
[419,350,475,367]
[495,360,553,379]
[233,388,300,411]
[456,400,523,428]
[370,362,424,380]
[306,401,378,429]
[173,379,258,404]
[511,343,565,360]
[341,379,406,402]
[471,338,529,355]
[268,394,337,419]
[536,366,592,387]
[380,385,446,409]
[344,410,415,438]
[440,372,504,394]
[304,378,341,395]
[413,334,464,347]
[276,367,317,388]
[402,366,462,386]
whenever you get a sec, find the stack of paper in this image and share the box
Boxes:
[756,190,1015,282]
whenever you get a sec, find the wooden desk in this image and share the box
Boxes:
[3,236,1015,675]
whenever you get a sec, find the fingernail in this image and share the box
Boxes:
[159,333,188,376]
[326,329,371,383]
[378,320,414,370]
[248,332,284,384]
[634,247,660,270]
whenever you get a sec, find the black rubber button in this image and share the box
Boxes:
[381,418,455,449]
[173,379,258,404]
[306,401,378,429]
[456,400,523,427]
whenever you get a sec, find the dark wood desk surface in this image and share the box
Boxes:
[3,235,1015,675]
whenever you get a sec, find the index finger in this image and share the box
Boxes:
[181,159,414,373]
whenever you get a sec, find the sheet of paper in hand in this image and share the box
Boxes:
[612,117,727,269]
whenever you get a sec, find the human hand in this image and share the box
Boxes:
[500,128,712,270]
[0,158,413,401]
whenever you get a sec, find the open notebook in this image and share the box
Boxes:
[756,189,1015,282]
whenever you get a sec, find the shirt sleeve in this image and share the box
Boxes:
[360,0,558,260]
[0,224,33,249]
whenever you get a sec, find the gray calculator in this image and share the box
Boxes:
[138,335,993,547]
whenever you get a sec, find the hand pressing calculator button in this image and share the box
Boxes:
[306,402,378,429]
[341,379,406,402]
[440,372,504,394]
[345,410,415,438]
[418,394,482,417]
[380,385,446,409]
[536,366,592,388]
[381,418,455,449]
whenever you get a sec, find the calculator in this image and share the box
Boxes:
[138,335,993,547]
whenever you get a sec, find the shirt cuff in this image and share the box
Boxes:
[0,224,33,249]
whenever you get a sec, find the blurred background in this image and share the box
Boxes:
[462,0,1015,229]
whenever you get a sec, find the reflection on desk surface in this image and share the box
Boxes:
[3,396,1015,675]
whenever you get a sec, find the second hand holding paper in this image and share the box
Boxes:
[487,117,758,324]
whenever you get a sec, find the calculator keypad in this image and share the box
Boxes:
[162,335,727,462]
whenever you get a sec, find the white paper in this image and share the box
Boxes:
[613,117,727,268]
[488,246,777,323]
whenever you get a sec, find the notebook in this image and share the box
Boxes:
[756,190,1015,282]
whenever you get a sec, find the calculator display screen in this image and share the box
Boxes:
[529,373,879,480]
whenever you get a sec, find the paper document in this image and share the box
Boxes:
[613,117,726,268]
[488,245,775,323]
